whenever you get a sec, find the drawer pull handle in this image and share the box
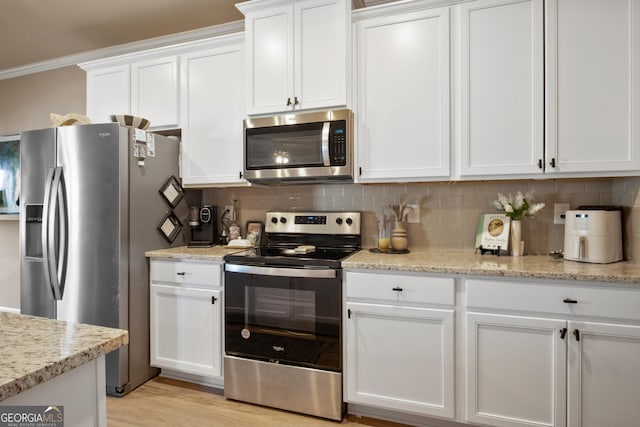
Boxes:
[574,329,581,341]
[392,287,403,292]
[563,298,578,304]
[559,328,567,339]
[211,296,217,305]
[176,272,186,276]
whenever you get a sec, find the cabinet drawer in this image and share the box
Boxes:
[150,259,221,287]
[466,279,640,321]
[346,271,454,305]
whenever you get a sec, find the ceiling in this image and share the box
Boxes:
[0,0,386,73]
[0,0,244,71]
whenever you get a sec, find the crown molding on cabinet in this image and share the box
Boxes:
[0,20,244,81]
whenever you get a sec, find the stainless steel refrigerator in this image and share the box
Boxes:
[19,123,184,396]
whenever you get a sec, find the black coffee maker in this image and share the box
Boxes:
[188,205,217,247]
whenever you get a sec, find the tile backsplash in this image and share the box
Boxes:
[203,176,640,262]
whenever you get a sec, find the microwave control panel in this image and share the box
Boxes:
[329,120,347,166]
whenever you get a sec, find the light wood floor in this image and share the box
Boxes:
[107,377,410,427]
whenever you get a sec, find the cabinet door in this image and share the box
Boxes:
[356,7,450,182]
[150,284,222,378]
[545,0,640,173]
[294,0,347,111]
[180,43,247,186]
[86,64,130,124]
[567,321,640,427]
[458,0,544,177]
[245,5,294,115]
[131,56,179,128]
[345,302,454,418]
[466,312,566,427]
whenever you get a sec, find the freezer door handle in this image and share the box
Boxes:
[42,166,68,301]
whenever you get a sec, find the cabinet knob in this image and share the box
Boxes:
[537,159,543,169]
[294,96,299,106]
[573,329,581,341]
[549,158,556,168]
[392,287,403,292]
[286,97,292,106]
[211,296,217,305]
[560,327,568,339]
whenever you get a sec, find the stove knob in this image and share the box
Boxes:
[335,218,343,225]
[271,217,278,224]
[280,217,287,224]
[346,217,353,226]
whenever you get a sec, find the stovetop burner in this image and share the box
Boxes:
[223,211,361,268]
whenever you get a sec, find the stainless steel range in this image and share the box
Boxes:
[223,211,361,421]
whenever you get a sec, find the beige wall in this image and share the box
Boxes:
[0,66,86,134]
[0,67,86,309]
[205,177,640,262]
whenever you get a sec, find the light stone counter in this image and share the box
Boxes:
[0,312,128,402]
[342,249,640,284]
[145,245,245,261]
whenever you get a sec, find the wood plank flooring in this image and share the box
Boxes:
[107,377,410,427]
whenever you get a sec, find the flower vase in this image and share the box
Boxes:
[511,219,523,256]
[391,221,408,251]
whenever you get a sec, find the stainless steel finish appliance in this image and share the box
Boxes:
[223,211,361,421]
[188,204,217,247]
[20,123,182,396]
[243,109,354,184]
[564,206,623,264]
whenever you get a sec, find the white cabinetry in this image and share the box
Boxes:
[131,56,180,128]
[344,271,455,418]
[354,4,450,182]
[149,259,223,381]
[457,0,544,177]
[545,0,640,174]
[465,279,640,427]
[85,64,130,124]
[180,36,247,187]
[84,56,179,129]
[238,0,349,115]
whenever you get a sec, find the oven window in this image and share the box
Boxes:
[253,287,315,334]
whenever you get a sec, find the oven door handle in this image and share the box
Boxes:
[225,263,337,279]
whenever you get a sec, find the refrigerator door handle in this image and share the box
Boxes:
[42,166,67,300]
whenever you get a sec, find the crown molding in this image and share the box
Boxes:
[0,20,244,81]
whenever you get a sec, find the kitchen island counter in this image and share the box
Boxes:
[1,312,127,426]
[343,249,640,284]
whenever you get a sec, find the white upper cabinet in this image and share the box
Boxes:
[457,0,544,177]
[180,36,247,187]
[85,64,130,124]
[131,56,180,129]
[354,5,450,182]
[237,0,350,115]
[545,0,640,174]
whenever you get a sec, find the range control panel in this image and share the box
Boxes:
[266,211,361,235]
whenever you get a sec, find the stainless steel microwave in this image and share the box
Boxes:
[243,109,353,184]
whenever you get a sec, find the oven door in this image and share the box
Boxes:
[224,264,341,371]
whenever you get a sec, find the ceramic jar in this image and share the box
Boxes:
[391,221,408,251]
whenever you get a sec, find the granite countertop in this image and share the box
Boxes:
[342,249,640,284]
[0,312,128,402]
[145,245,245,261]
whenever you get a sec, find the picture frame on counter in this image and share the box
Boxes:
[245,221,264,247]
[475,213,510,254]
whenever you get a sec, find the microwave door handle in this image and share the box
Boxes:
[321,122,331,166]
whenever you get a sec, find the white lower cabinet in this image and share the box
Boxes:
[344,271,455,419]
[149,259,223,380]
[466,279,640,427]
